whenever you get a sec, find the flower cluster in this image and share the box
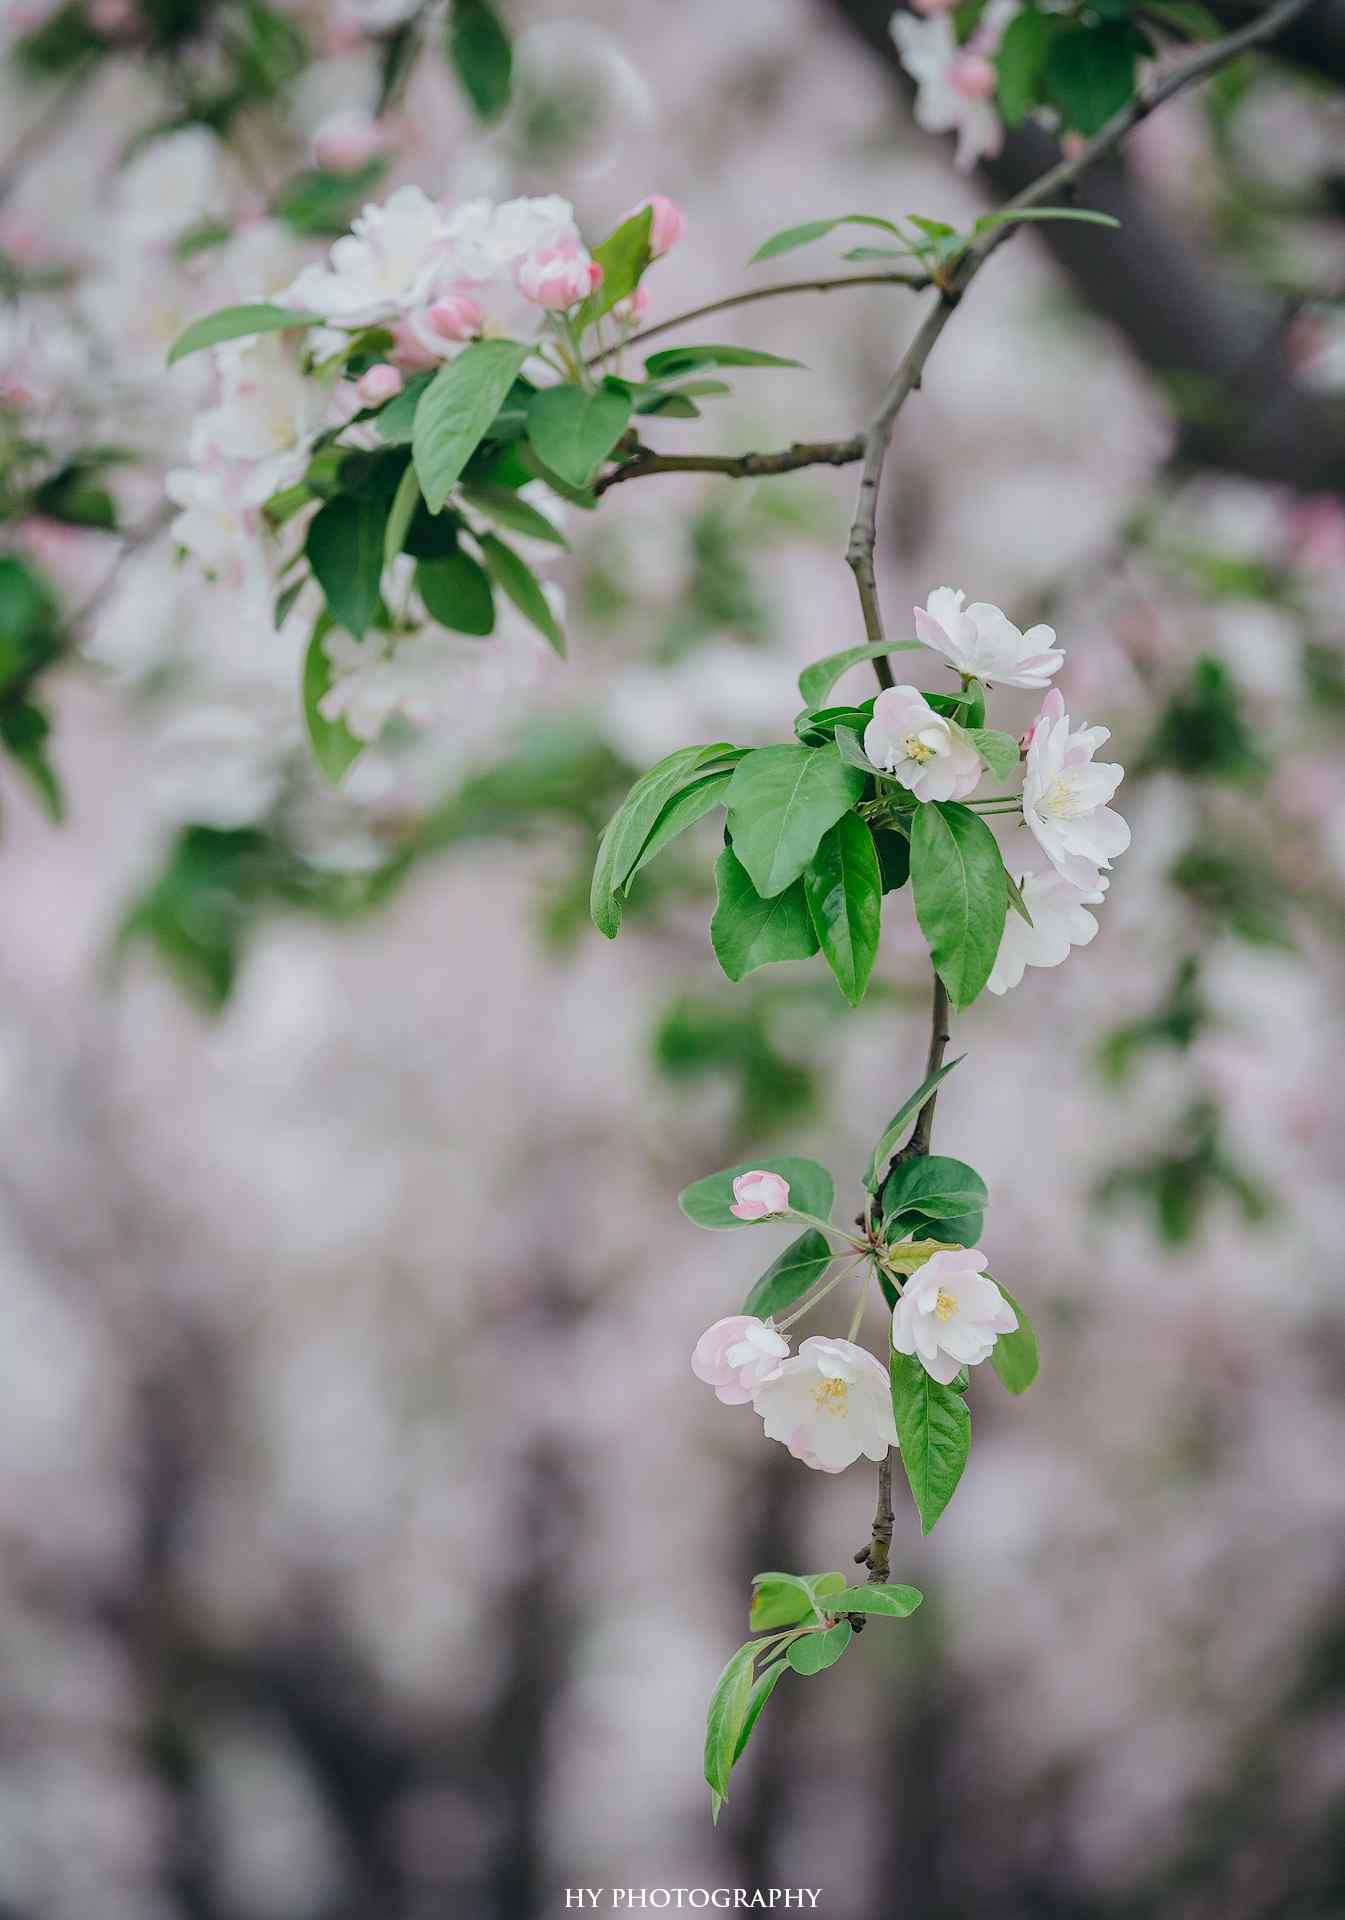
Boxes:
[691,1173,1019,1473]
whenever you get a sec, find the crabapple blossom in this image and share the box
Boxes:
[517,244,602,310]
[752,1337,898,1474]
[729,1170,791,1220]
[613,285,651,327]
[623,194,686,256]
[915,587,1064,689]
[190,334,328,497]
[311,110,388,175]
[691,1316,789,1405]
[1022,695,1131,888]
[890,5,1013,172]
[864,684,982,802]
[354,364,403,407]
[987,870,1107,995]
[891,1249,1017,1385]
[165,458,266,590]
[420,294,486,343]
[286,185,447,325]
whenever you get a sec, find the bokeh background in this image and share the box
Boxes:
[2,1,1345,1915]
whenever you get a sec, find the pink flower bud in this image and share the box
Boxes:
[613,284,650,327]
[950,52,997,100]
[622,194,686,258]
[1019,687,1066,752]
[424,294,486,342]
[516,245,602,311]
[729,1170,791,1221]
[387,317,440,372]
[355,363,404,407]
[312,110,387,175]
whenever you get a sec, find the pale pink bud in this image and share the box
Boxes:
[950,52,997,100]
[516,245,602,311]
[729,1170,791,1221]
[424,293,485,342]
[691,1316,789,1405]
[312,110,387,175]
[613,284,650,327]
[355,363,404,407]
[1286,495,1345,573]
[623,194,686,258]
[1019,687,1065,752]
[387,317,440,372]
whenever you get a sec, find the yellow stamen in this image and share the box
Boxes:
[935,1288,957,1324]
[810,1377,850,1417]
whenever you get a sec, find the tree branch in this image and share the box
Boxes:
[592,435,864,497]
[585,271,929,369]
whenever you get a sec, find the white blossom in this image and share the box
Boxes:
[691,1316,789,1405]
[915,586,1064,689]
[190,333,328,498]
[752,1336,898,1474]
[864,683,982,803]
[1022,694,1131,888]
[890,8,1011,173]
[891,1248,1017,1385]
[987,869,1107,995]
[286,185,448,325]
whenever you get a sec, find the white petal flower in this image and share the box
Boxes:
[1022,696,1131,887]
[863,684,982,803]
[915,587,1064,689]
[287,185,449,325]
[890,10,1007,173]
[891,1249,1017,1385]
[190,333,328,497]
[691,1316,790,1406]
[752,1336,898,1474]
[987,869,1107,995]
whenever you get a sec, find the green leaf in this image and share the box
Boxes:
[417,552,495,635]
[726,744,866,900]
[1004,867,1034,927]
[825,1583,923,1618]
[973,206,1122,235]
[461,483,567,546]
[643,344,803,379]
[732,1660,786,1766]
[374,372,433,446]
[1044,21,1142,137]
[833,724,878,775]
[166,302,320,365]
[787,1622,852,1675]
[742,1229,832,1319]
[864,1056,965,1193]
[874,827,910,895]
[576,204,654,329]
[624,770,732,891]
[704,1642,757,1801]
[383,460,421,568]
[306,495,388,640]
[711,846,819,983]
[803,812,882,1007]
[302,619,363,783]
[890,1350,971,1536]
[882,1155,988,1222]
[0,699,61,819]
[678,1154,834,1231]
[591,742,738,937]
[995,8,1058,127]
[476,532,565,657]
[414,339,531,512]
[750,214,902,263]
[749,1571,844,1630]
[960,727,1021,780]
[989,1284,1039,1394]
[909,801,1007,1010]
[889,1207,983,1249]
[526,384,632,489]
[797,639,920,709]
[448,0,512,120]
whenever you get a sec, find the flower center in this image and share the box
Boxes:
[810,1377,850,1417]
[1043,772,1088,820]
[935,1288,958,1324]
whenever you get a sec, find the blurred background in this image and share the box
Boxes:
[2,1,1345,1915]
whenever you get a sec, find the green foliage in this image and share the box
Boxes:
[418,550,496,635]
[825,1583,922,1617]
[167,303,319,365]
[1168,844,1292,948]
[591,742,739,937]
[803,812,883,1005]
[725,744,866,900]
[1044,19,1148,135]
[461,484,567,546]
[1144,656,1265,782]
[749,214,903,263]
[749,1570,846,1629]
[0,556,64,820]
[625,771,732,890]
[889,1349,972,1535]
[711,847,819,982]
[990,1285,1039,1394]
[642,344,804,378]
[1096,1097,1273,1245]
[272,162,388,238]
[797,639,921,710]
[787,1621,852,1674]
[678,1155,834,1230]
[526,383,632,489]
[742,1229,832,1319]
[864,1057,964,1193]
[882,1154,988,1223]
[997,8,1061,126]
[301,618,363,783]
[1099,957,1205,1082]
[414,340,531,512]
[576,206,654,328]
[447,0,512,121]
[478,532,566,656]
[961,726,1021,780]
[306,495,388,639]
[909,801,1008,1009]
[704,1642,757,1802]
[652,988,833,1141]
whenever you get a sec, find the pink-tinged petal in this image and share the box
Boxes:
[914,605,953,655]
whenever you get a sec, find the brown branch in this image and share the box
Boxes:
[592,436,864,497]
[585,271,929,369]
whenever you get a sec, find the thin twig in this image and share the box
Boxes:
[592,436,864,498]
[585,271,929,369]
